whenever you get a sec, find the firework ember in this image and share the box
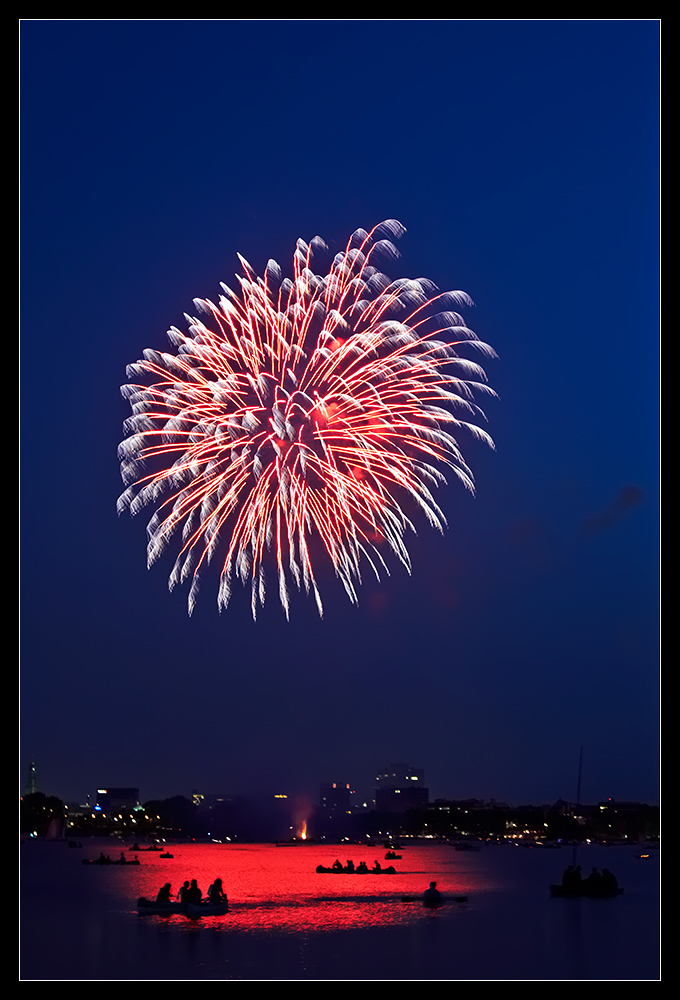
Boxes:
[118,221,496,618]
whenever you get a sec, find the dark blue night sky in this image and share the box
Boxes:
[20,20,659,808]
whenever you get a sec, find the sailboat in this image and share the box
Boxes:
[549,747,623,898]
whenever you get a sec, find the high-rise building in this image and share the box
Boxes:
[320,782,351,814]
[375,762,428,813]
[25,760,38,795]
[95,788,140,812]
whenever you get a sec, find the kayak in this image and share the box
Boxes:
[401,894,468,903]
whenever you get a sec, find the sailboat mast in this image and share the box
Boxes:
[576,745,583,806]
[570,746,584,868]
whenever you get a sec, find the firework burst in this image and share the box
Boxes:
[118,221,496,618]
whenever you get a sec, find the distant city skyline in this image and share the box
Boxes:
[25,756,658,812]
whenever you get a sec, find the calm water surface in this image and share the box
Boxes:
[21,840,660,980]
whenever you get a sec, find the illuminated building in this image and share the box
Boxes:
[25,760,38,795]
[95,787,139,812]
[320,782,351,814]
[375,762,428,813]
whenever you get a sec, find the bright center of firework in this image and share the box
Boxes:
[118,221,496,619]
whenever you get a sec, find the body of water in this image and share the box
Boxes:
[21,839,660,980]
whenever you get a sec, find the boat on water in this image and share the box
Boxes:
[549,884,623,899]
[186,901,229,917]
[137,897,229,916]
[316,864,397,874]
[83,857,140,865]
[275,839,317,846]
[401,893,468,903]
[137,897,186,915]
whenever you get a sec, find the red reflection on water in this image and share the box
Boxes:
[118,843,489,933]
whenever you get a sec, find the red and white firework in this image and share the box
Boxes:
[118,221,496,617]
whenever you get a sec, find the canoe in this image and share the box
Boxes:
[316,865,396,874]
[549,884,623,898]
[137,897,186,914]
[137,897,229,916]
[83,857,140,865]
[186,902,229,917]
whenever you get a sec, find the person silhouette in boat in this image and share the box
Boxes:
[186,879,203,904]
[584,867,603,894]
[156,883,173,903]
[423,881,442,907]
[601,868,618,894]
[208,878,228,905]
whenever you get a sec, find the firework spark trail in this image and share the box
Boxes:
[118,221,497,618]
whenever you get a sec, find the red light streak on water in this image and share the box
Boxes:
[118,843,491,933]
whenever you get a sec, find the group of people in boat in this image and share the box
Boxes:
[561,865,619,896]
[331,858,388,873]
[84,851,139,865]
[156,877,227,906]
